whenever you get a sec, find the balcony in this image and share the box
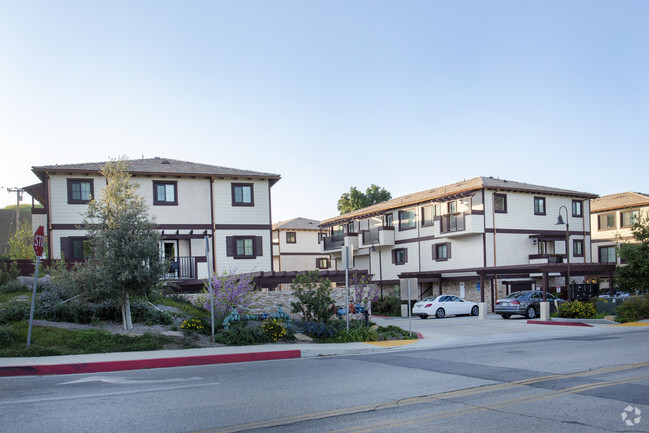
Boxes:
[360,226,395,247]
[529,254,564,265]
[322,233,359,252]
[164,256,197,280]
[438,214,484,237]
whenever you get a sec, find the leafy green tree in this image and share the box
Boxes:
[82,158,167,329]
[7,220,36,260]
[290,271,334,322]
[337,184,391,214]
[616,211,649,294]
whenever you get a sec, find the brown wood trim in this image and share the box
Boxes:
[395,235,435,245]
[215,224,272,230]
[278,252,331,256]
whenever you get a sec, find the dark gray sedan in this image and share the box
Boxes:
[494,290,565,319]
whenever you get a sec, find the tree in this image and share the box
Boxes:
[616,211,649,294]
[290,271,334,322]
[82,158,167,329]
[200,270,256,318]
[337,184,392,214]
[7,220,36,260]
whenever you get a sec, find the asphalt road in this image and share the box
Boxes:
[2,323,648,433]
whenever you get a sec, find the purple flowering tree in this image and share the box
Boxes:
[350,272,379,315]
[200,270,256,318]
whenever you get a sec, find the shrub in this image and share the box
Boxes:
[0,324,19,346]
[616,296,649,323]
[556,301,597,319]
[0,280,30,294]
[372,296,401,316]
[180,318,208,334]
[200,270,256,318]
[261,318,287,342]
[298,321,337,339]
[290,271,334,323]
[327,326,379,343]
[0,261,20,286]
[0,300,30,324]
[214,323,267,345]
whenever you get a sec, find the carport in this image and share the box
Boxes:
[399,262,616,319]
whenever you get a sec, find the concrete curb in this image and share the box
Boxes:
[0,350,302,377]
[527,320,593,327]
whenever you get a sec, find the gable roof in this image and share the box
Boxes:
[320,176,597,227]
[273,217,321,230]
[591,192,649,213]
[31,157,281,185]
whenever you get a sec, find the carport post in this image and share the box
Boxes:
[478,273,487,320]
[540,269,550,321]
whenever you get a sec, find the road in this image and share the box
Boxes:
[1,323,648,433]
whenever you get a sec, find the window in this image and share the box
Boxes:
[448,201,457,214]
[599,246,616,263]
[385,213,393,227]
[347,221,355,233]
[226,236,262,259]
[621,210,639,228]
[232,183,254,206]
[399,210,416,231]
[573,239,584,257]
[286,232,296,244]
[494,193,507,213]
[422,205,435,226]
[153,181,178,205]
[70,238,91,259]
[433,243,451,261]
[392,248,408,265]
[598,213,616,230]
[316,258,330,269]
[534,197,546,215]
[572,200,583,217]
[67,179,94,204]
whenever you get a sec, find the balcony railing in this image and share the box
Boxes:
[440,214,465,233]
[165,256,196,280]
[323,233,345,251]
[362,228,380,245]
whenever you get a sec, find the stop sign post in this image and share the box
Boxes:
[27,226,45,347]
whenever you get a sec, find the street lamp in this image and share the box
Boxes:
[556,205,571,301]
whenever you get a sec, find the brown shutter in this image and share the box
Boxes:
[254,236,263,257]
[432,245,437,260]
[226,237,234,257]
[404,248,408,263]
[447,243,452,259]
[60,237,70,260]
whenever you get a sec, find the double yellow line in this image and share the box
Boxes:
[201,360,649,433]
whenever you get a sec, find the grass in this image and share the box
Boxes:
[0,321,199,357]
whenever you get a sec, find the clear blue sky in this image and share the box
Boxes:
[1,1,648,222]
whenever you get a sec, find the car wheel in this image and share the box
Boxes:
[471,306,479,316]
[526,306,537,319]
[501,314,510,319]
[435,308,445,319]
[419,314,428,319]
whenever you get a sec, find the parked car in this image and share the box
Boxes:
[494,290,565,319]
[412,295,479,319]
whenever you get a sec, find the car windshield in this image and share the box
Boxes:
[421,296,438,302]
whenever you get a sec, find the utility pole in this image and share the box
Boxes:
[5,187,24,235]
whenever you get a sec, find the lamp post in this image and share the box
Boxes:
[556,205,571,301]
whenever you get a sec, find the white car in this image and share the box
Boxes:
[412,295,479,319]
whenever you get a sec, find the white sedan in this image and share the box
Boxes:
[412,295,479,319]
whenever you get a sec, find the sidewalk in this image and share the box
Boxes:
[1,315,646,377]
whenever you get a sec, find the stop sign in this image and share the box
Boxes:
[33,226,44,257]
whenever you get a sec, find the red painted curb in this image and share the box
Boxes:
[0,350,302,377]
[527,320,593,327]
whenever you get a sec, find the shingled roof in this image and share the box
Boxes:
[591,192,649,213]
[31,157,281,184]
[320,176,597,227]
[273,217,321,230]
